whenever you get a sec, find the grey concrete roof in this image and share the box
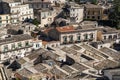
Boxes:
[0,34,32,45]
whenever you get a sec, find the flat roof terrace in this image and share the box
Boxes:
[100,47,120,60]
[61,65,75,73]
[71,63,88,72]
[80,44,109,60]
[61,47,78,55]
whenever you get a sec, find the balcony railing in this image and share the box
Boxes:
[2,45,32,53]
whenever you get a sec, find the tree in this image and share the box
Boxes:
[32,19,40,26]
[109,0,120,29]
[91,0,97,4]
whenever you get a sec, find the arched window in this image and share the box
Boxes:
[90,33,93,39]
[113,35,117,39]
[108,35,112,40]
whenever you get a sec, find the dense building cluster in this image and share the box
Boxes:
[0,0,120,80]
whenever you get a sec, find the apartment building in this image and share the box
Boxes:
[48,26,97,44]
[49,0,66,5]
[36,9,55,27]
[0,1,11,26]
[0,34,33,62]
[3,0,34,24]
[84,3,103,20]
[21,0,51,9]
[97,27,118,42]
[63,2,84,23]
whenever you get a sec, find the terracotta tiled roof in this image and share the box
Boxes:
[56,26,75,33]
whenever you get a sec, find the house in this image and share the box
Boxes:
[84,3,103,20]
[36,8,55,27]
[4,0,34,24]
[97,27,118,42]
[21,0,51,9]
[0,34,33,62]
[0,1,11,26]
[49,0,66,6]
[63,2,84,23]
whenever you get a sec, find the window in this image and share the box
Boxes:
[4,45,8,52]
[87,16,90,19]
[63,36,67,43]
[113,35,117,39]
[11,44,15,49]
[36,44,39,48]
[90,33,93,39]
[22,17,24,20]
[6,20,8,23]
[108,35,112,40]
[84,34,88,40]
[25,41,29,46]
[6,16,8,19]
[77,35,81,41]
[18,42,22,48]
[92,16,95,19]
[104,36,106,40]
[98,16,100,19]
[69,35,73,42]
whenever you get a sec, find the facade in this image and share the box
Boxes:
[63,2,84,23]
[48,26,97,44]
[0,1,11,26]
[21,0,51,9]
[70,2,84,23]
[32,39,42,50]
[36,9,55,27]
[50,0,66,5]
[0,34,33,62]
[2,0,34,24]
[8,1,34,24]
[97,27,118,42]
[84,3,103,20]
[0,14,11,26]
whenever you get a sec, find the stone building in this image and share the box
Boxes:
[48,26,97,44]
[0,34,33,62]
[0,1,11,26]
[84,3,103,20]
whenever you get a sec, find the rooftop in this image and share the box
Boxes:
[61,65,75,73]
[81,44,108,60]
[71,63,88,72]
[94,59,119,70]
[0,34,32,45]
[34,63,47,73]
[100,47,120,60]
[84,3,102,8]
[56,26,75,33]
[18,68,33,77]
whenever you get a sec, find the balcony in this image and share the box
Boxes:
[2,45,32,53]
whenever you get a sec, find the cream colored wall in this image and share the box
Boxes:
[60,30,97,44]
[0,39,32,52]
[0,14,11,26]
